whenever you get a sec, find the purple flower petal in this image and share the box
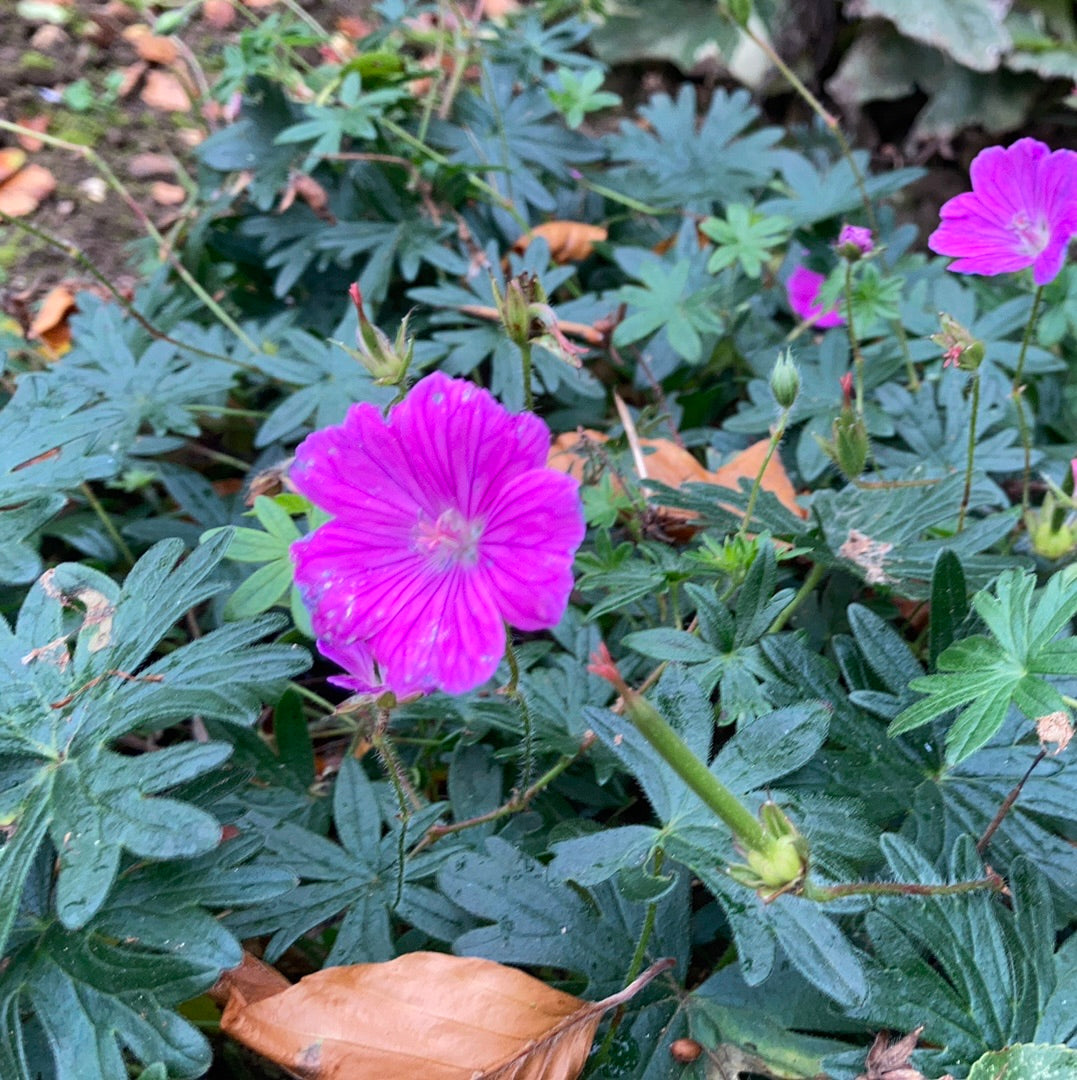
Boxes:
[289,372,586,697]
[786,266,845,328]
[928,138,1077,285]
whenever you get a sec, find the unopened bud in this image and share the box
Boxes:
[493,273,543,348]
[1024,492,1077,560]
[836,224,873,261]
[727,800,809,897]
[820,410,869,480]
[347,283,412,384]
[769,349,800,410]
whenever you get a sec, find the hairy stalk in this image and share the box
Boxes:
[844,262,866,418]
[1012,285,1045,511]
[80,483,136,568]
[519,340,535,412]
[891,318,920,391]
[372,722,421,908]
[802,871,1005,902]
[0,120,264,358]
[411,732,596,854]
[957,370,982,532]
[735,410,790,542]
[0,211,252,369]
[723,10,877,232]
[768,562,825,633]
[503,634,535,789]
[977,749,1047,854]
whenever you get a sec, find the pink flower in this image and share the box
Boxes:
[928,138,1077,286]
[290,372,586,696]
[786,266,845,328]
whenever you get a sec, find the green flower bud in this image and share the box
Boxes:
[347,284,412,385]
[817,410,869,481]
[769,349,800,410]
[932,313,985,372]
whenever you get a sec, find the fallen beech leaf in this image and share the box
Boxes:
[140,69,191,112]
[0,162,56,217]
[28,284,77,355]
[135,33,178,64]
[0,148,28,185]
[212,951,672,1080]
[514,221,607,264]
[548,430,806,526]
[14,116,48,152]
[150,180,186,206]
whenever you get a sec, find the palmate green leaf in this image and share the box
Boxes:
[0,535,309,948]
[890,568,1077,763]
[852,838,1060,1078]
[224,758,464,964]
[700,204,792,279]
[967,1045,1077,1080]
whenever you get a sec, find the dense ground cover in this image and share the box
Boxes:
[1,2,1076,1078]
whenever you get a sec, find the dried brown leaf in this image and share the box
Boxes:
[214,951,671,1080]
[1036,711,1073,756]
[140,70,191,112]
[28,284,78,355]
[135,33,179,64]
[0,148,28,186]
[856,1027,928,1080]
[513,221,607,264]
[150,181,186,206]
[14,116,48,153]
[0,163,56,217]
[127,152,176,179]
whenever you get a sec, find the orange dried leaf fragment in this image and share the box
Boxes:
[28,285,78,355]
[514,221,607,264]
[211,950,671,1080]
[0,162,57,217]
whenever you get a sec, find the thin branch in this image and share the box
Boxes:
[977,749,1046,854]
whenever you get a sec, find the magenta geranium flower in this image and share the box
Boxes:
[290,372,586,697]
[928,138,1077,286]
[786,266,845,328]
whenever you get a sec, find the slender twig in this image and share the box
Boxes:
[0,119,263,357]
[957,370,981,532]
[502,634,534,789]
[768,562,824,633]
[977,749,1046,854]
[80,482,136,568]
[519,340,534,412]
[0,210,253,369]
[410,732,596,854]
[844,262,866,418]
[891,318,920,391]
[1012,285,1045,512]
[802,871,1005,902]
[735,411,789,542]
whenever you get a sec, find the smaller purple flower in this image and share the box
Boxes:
[786,266,845,329]
[928,138,1077,286]
[836,224,873,259]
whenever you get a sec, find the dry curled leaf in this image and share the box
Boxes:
[839,529,894,585]
[14,116,48,153]
[211,950,672,1080]
[548,430,806,532]
[0,148,27,185]
[513,221,607,264]
[856,1027,929,1080]
[28,284,78,356]
[1036,711,1073,756]
[134,33,179,64]
[0,162,56,217]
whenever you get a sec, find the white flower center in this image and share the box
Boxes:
[1010,212,1050,257]
[414,507,484,569]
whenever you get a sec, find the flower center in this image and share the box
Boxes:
[414,507,483,569]
[1009,212,1050,257]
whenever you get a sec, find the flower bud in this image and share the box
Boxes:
[1024,492,1077,560]
[769,349,800,410]
[932,313,984,372]
[836,224,873,261]
[727,801,809,898]
[347,284,412,384]
[492,273,542,348]
[819,410,869,480]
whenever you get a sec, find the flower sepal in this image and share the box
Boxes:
[727,801,810,900]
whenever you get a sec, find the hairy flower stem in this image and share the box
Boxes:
[768,562,825,633]
[844,263,867,418]
[957,370,981,532]
[724,12,877,233]
[977,749,1046,854]
[519,340,535,413]
[892,318,920,391]
[735,410,790,543]
[80,483,135,568]
[802,871,1005,902]
[1012,285,1045,511]
[503,633,535,789]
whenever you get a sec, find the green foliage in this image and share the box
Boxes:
[892,568,1077,762]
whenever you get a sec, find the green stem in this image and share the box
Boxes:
[80,483,135,568]
[519,340,534,413]
[892,318,919,391]
[802,871,1004,902]
[844,262,866,418]
[290,682,337,715]
[725,13,877,232]
[768,562,825,633]
[1012,285,1045,512]
[503,633,534,790]
[957,371,981,532]
[736,410,789,542]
